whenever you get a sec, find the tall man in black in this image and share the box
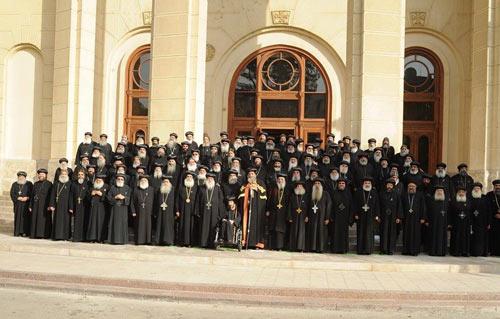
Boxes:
[379,179,402,255]
[266,173,289,250]
[287,180,308,252]
[29,168,52,239]
[176,171,198,246]
[306,178,332,253]
[401,181,427,256]
[131,175,155,245]
[427,186,449,256]
[107,174,131,244]
[48,170,72,240]
[470,182,490,256]
[330,178,352,253]
[449,186,471,256]
[352,177,380,255]
[488,179,500,256]
[155,176,176,246]
[197,173,225,248]
[10,171,33,237]
[70,170,90,242]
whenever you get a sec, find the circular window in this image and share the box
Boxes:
[261,52,299,91]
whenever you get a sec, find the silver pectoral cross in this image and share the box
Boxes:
[141,202,145,208]
[409,208,414,213]
[362,204,370,212]
[473,210,479,217]
[440,210,446,216]
[459,211,466,219]
[312,204,319,214]
[206,202,212,209]
[161,202,167,211]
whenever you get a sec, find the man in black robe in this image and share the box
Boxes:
[197,173,225,248]
[379,179,402,255]
[220,196,241,243]
[238,168,267,249]
[221,169,241,198]
[131,175,155,245]
[401,181,426,255]
[352,177,380,255]
[431,163,454,201]
[54,158,73,183]
[287,180,308,252]
[449,186,471,256]
[155,175,176,246]
[176,171,198,246]
[107,174,131,244]
[86,175,109,243]
[10,171,33,237]
[427,186,450,256]
[451,163,474,194]
[70,169,90,242]
[48,170,72,240]
[29,168,52,239]
[470,182,490,256]
[330,178,352,253]
[306,178,332,253]
[353,153,374,189]
[487,179,500,256]
[165,155,181,189]
[265,173,289,250]
[74,132,95,165]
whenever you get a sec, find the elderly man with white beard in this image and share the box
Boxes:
[488,179,500,256]
[155,176,176,246]
[287,154,299,172]
[150,163,164,190]
[136,144,150,167]
[403,161,423,189]
[449,186,471,257]
[306,178,332,253]
[427,186,450,256]
[353,152,374,189]
[86,175,109,243]
[95,154,108,177]
[330,178,353,253]
[165,155,181,188]
[48,170,73,240]
[431,162,454,201]
[107,174,131,244]
[29,168,52,239]
[74,132,95,165]
[301,153,316,181]
[469,182,490,256]
[230,157,246,184]
[197,173,225,248]
[10,171,33,237]
[176,171,198,247]
[70,169,90,242]
[287,180,309,252]
[352,177,380,255]
[165,138,179,157]
[265,173,289,250]
[54,157,73,183]
[130,175,155,245]
[318,154,332,178]
[196,165,208,186]
[393,144,410,170]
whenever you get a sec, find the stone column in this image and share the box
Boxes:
[50,0,97,170]
[468,0,500,189]
[149,0,207,142]
[347,0,406,149]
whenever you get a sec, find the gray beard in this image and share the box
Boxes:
[434,194,445,201]
[160,184,172,194]
[167,165,176,174]
[472,191,482,199]
[59,175,69,184]
[291,175,300,182]
[456,195,467,203]
[312,185,323,201]
[94,182,103,189]
[116,181,124,187]
[138,152,146,159]
[228,177,238,185]
[436,170,446,178]
[294,188,305,196]
[139,183,149,190]
[206,180,215,190]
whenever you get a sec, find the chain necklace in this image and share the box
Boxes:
[408,193,415,213]
[139,189,148,208]
[17,183,24,195]
[56,182,66,203]
[362,190,370,212]
[206,187,214,209]
[277,188,284,209]
[295,194,303,214]
[185,186,192,203]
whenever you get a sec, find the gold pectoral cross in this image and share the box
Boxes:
[296,207,302,214]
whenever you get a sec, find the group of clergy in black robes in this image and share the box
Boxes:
[8,131,500,256]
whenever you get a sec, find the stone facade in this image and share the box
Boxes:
[0,0,498,192]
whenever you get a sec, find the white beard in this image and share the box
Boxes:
[206,179,215,190]
[77,178,85,184]
[221,144,230,153]
[97,159,106,168]
[17,179,26,185]
[330,174,339,181]
[277,181,286,190]
[193,155,200,162]
[228,176,238,185]
[184,179,195,188]
[167,164,176,174]
[92,153,99,159]
[410,168,419,175]
[294,187,306,196]
[362,185,372,192]
[167,141,175,149]
[305,159,313,166]
[342,158,350,164]
[291,175,301,182]
[400,150,409,157]
[434,193,445,201]
[138,152,146,159]
[94,181,104,189]
[116,180,124,187]
[288,162,297,170]
[83,137,92,144]
[154,171,163,179]
[213,166,221,173]
[359,159,368,166]
[312,185,323,201]
[266,144,274,150]
[351,147,358,153]
[340,167,348,174]
[139,181,149,190]
[133,163,139,168]
[456,194,467,203]
[374,154,382,163]
[404,161,411,168]
[247,176,257,185]
[99,141,107,147]
[322,159,330,165]
[160,184,172,194]
[435,170,446,178]
[234,142,242,150]
[59,175,69,184]
[472,190,482,199]
[187,163,197,172]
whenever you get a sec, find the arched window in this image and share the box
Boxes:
[124,45,150,142]
[403,48,443,173]
[229,46,331,144]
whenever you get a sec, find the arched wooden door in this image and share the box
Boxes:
[403,48,443,173]
[124,45,150,142]
[228,46,332,146]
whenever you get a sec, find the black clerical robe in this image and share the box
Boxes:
[352,189,380,254]
[10,181,33,236]
[86,185,109,242]
[49,181,72,240]
[487,191,500,256]
[107,185,131,244]
[131,186,155,245]
[266,186,289,250]
[287,193,308,252]
[220,208,241,243]
[449,200,471,256]
[197,185,225,248]
[427,199,449,256]
[401,191,426,255]
[155,189,176,245]
[29,180,52,239]
[470,196,490,256]
[70,181,90,242]
[379,190,403,254]
[330,189,353,253]
[238,182,267,249]
[176,184,198,246]
[306,191,332,253]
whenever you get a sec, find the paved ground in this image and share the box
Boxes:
[0,287,497,319]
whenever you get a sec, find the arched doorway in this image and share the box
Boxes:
[403,47,443,173]
[228,46,332,145]
[124,45,150,142]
